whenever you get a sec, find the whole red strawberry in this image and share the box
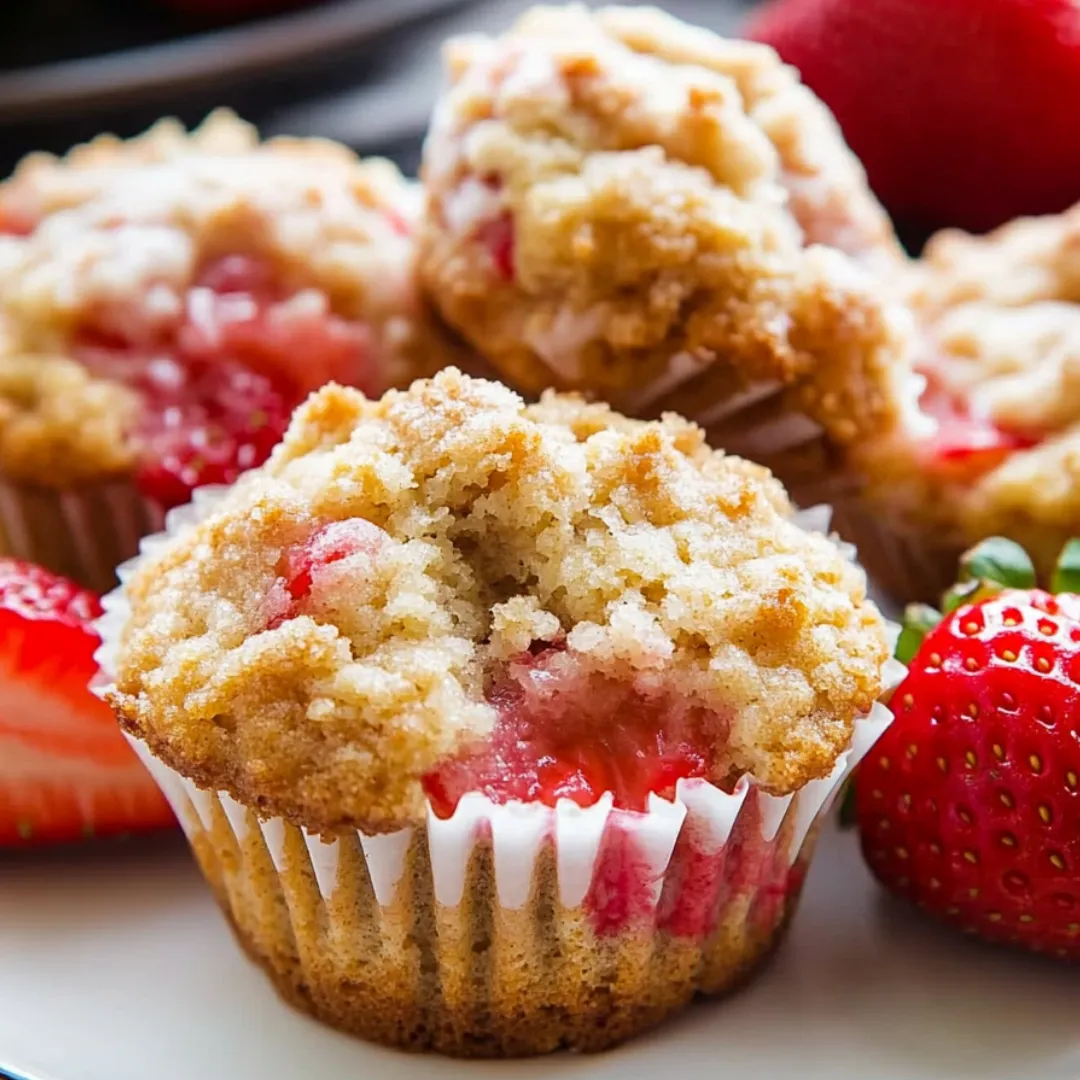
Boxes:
[747,0,1080,233]
[856,538,1080,959]
[0,559,175,846]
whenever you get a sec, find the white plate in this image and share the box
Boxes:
[1,825,1077,1080]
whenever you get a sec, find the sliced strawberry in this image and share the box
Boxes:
[0,560,174,846]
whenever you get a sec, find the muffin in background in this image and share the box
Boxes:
[0,110,465,592]
[419,3,915,489]
[822,205,1080,603]
[97,368,900,1058]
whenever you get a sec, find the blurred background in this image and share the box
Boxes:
[0,0,756,177]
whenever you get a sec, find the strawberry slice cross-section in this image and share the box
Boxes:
[0,559,175,846]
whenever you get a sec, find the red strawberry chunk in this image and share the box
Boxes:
[423,644,717,815]
[280,518,387,603]
[0,559,174,846]
[0,204,35,237]
[477,212,516,282]
[132,360,293,512]
[915,371,1037,476]
[857,590,1080,959]
[74,254,379,511]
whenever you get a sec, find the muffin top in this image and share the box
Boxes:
[108,369,888,833]
[0,111,445,493]
[420,4,909,447]
[863,206,1080,563]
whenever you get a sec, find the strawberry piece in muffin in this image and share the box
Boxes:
[70,254,379,510]
[913,371,1038,479]
[424,643,715,814]
[0,111,462,589]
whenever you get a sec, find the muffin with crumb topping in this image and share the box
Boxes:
[419,3,913,490]
[0,110,466,591]
[818,204,1080,602]
[97,369,899,1057]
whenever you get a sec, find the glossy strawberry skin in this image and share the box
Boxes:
[0,559,174,847]
[857,589,1080,959]
[747,0,1080,233]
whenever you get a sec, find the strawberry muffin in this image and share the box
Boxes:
[97,369,899,1056]
[0,110,458,592]
[827,205,1080,602]
[419,3,913,475]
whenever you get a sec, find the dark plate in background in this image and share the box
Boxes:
[0,0,472,173]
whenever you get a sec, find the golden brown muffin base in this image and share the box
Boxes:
[0,473,159,591]
[171,780,812,1058]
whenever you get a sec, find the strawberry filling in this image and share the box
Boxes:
[915,369,1038,477]
[423,643,720,816]
[477,212,516,282]
[470,174,515,282]
[269,517,387,628]
[0,207,34,237]
[72,255,380,511]
[421,643,749,937]
[270,526,800,940]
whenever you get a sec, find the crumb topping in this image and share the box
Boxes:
[419,4,908,442]
[109,369,888,833]
[0,111,449,487]
[0,353,139,481]
[909,210,1080,437]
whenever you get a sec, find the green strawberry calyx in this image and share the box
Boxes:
[897,536,1049,664]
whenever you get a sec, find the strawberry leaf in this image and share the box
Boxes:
[958,537,1035,591]
[1051,539,1080,596]
[896,603,942,663]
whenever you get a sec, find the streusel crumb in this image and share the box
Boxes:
[0,354,138,482]
[0,111,455,487]
[419,4,908,440]
[109,369,887,833]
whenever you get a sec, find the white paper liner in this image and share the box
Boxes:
[94,487,903,1055]
[0,474,163,593]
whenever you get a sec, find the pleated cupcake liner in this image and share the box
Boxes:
[823,499,960,607]
[94,492,903,1058]
[0,474,163,593]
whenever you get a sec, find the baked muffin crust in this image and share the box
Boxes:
[420,4,907,434]
[0,111,449,488]
[109,369,888,833]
